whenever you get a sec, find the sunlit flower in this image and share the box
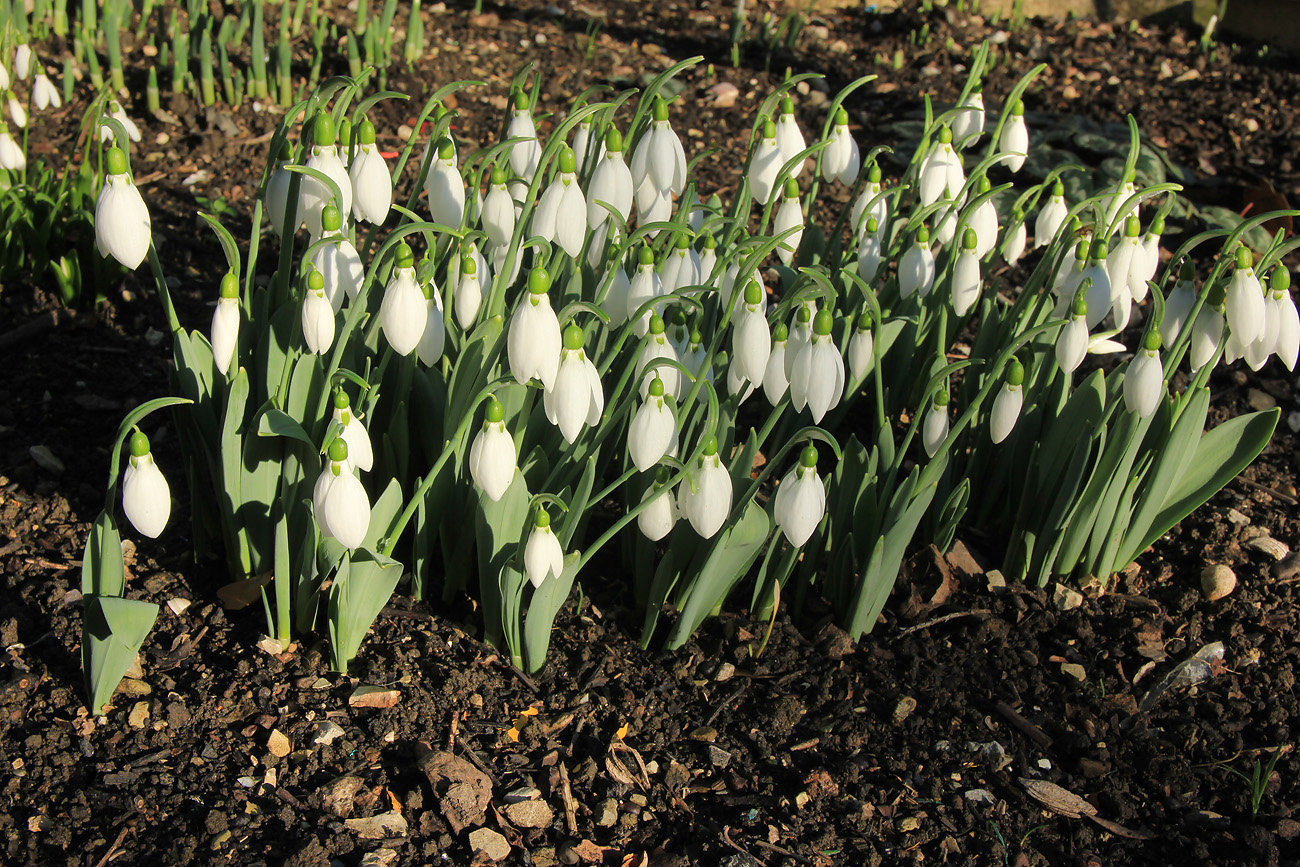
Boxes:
[773,444,826,547]
[951,88,985,147]
[773,178,804,266]
[638,471,678,542]
[507,94,542,182]
[628,376,679,472]
[300,113,352,238]
[899,225,936,299]
[122,429,170,538]
[989,360,1024,444]
[922,390,950,458]
[425,137,466,229]
[469,397,516,502]
[587,127,633,228]
[211,272,240,375]
[331,390,374,474]
[379,243,426,355]
[32,73,60,110]
[509,268,563,390]
[524,507,565,589]
[349,119,392,225]
[302,267,336,355]
[310,205,364,312]
[679,437,732,539]
[95,147,151,270]
[821,107,860,185]
[749,118,782,206]
[1034,180,1068,249]
[1124,332,1164,419]
[774,97,807,178]
[998,99,1029,172]
[951,227,982,316]
[545,324,604,443]
[313,439,370,549]
[919,126,963,207]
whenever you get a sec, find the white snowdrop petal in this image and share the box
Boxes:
[324,471,371,549]
[123,456,171,539]
[211,298,239,375]
[990,385,1023,444]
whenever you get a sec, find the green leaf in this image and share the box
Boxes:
[82,511,125,598]
[83,595,159,712]
[523,552,581,672]
[475,470,531,649]
[256,407,316,446]
[328,548,403,672]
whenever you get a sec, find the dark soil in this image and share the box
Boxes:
[3,2,1300,865]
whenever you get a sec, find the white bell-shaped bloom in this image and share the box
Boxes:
[586,128,633,228]
[847,314,874,383]
[469,398,516,502]
[989,360,1025,444]
[95,147,151,270]
[628,376,679,472]
[731,282,772,390]
[773,179,804,266]
[122,430,171,539]
[572,119,605,174]
[852,164,889,238]
[998,100,1029,173]
[1003,220,1028,267]
[299,115,352,238]
[698,233,718,282]
[537,149,588,258]
[348,120,392,225]
[1107,216,1144,312]
[679,438,732,539]
[211,273,240,376]
[934,204,959,248]
[920,126,964,207]
[453,251,484,330]
[1161,263,1197,348]
[749,119,782,207]
[314,440,371,549]
[310,205,364,311]
[482,166,516,248]
[545,325,604,444]
[631,99,687,196]
[1034,181,1068,249]
[856,220,884,281]
[0,131,25,170]
[1101,174,1139,237]
[1053,236,1088,302]
[524,508,565,589]
[508,268,563,390]
[1190,304,1225,372]
[720,263,767,318]
[764,326,791,406]
[1271,267,1299,371]
[773,444,826,547]
[99,101,141,144]
[634,315,682,400]
[507,98,542,182]
[1225,246,1266,347]
[416,273,446,366]
[9,97,26,129]
[1124,334,1164,418]
[1056,302,1090,374]
[626,247,668,337]
[425,138,466,228]
[951,90,985,147]
[0,60,8,90]
[659,236,701,294]
[14,44,31,80]
[774,97,807,178]
[784,304,815,381]
[789,310,845,423]
[600,264,633,326]
[1082,241,1114,330]
[951,228,982,316]
[265,153,294,235]
[922,393,950,458]
[331,392,374,474]
[1134,218,1164,301]
[638,476,678,542]
[302,269,336,355]
[379,244,426,355]
[899,227,936,299]
[32,73,60,111]
[821,107,860,185]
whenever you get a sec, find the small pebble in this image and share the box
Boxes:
[1201,564,1236,601]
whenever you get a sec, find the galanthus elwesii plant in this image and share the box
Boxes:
[84,45,1290,709]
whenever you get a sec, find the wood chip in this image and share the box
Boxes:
[349,686,400,709]
[1019,778,1097,818]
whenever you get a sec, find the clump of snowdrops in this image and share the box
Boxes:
[82,48,1289,710]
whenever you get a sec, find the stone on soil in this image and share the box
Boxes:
[468,827,510,861]
[503,799,553,828]
[1201,564,1236,601]
[345,810,408,839]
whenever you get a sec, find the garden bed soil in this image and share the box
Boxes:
[3,2,1300,865]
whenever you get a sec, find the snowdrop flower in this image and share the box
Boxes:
[1002,215,1027,267]
[211,272,240,376]
[989,359,1024,444]
[821,107,860,185]
[998,99,1029,172]
[100,101,141,143]
[899,225,936,299]
[600,262,633,326]
[682,329,712,384]
[13,44,31,80]
[1225,245,1266,347]
[507,93,542,182]
[545,324,604,443]
[1053,234,1089,304]
[524,507,565,589]
[310,206,364,312]
[719,262,767,318]
[1102,171,1138,236]
[122,429,171,538]
[764,322,791,406]
[572,118,604,174]
[626,246,668,337]
[773,444,827,547]
[1270,265,1299,372]
[1106,216,1144,325]
[775,97,807,178]
[0,127,25,170]
[300,113,352,238]
[1161,261,1197,348]
[9,96,25,129]
[851,163,888,238]
[302,267,336,355]
[965,176,999,258]
[469,397,516,502]
[629,376,679,472]
[631,97,687,196]
[951,228,983,316]
[348,119,392,225]
[587,127,633,228]
[1034,180,1068,249]
[679,437,732,539]
[731,282,771,390]
[856,217,883,281]
[425,137,466,229]
[1133,216,1164,300]
[773,179,804,266]
[789,310,845,423]
[95,147,151,270]
[533,146,588,258]
[265,143,295,235]
[1190,291,1225,372]
[698,233,718,284]
[951,88,985,148]
[509,267,563,390]
[847,312,874,384]
[32,73,60,110]
[635,314,682,400]
[638,470,678,542]
[380,243,426,355]
[922,390,950,458]
[416,262,446,366]
[660,234,701,295]
[1056,295,1090,374]
[920,126,964,207]
[331,390,374,474]
[749,118,782,207]
[0,60,8,90]
[1081,240,1114,330]
[1124,331,1164,418]
[482,165,516,249]
[453,251,484,329]
[313,440,370,549]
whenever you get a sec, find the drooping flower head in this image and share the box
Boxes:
[122,429,171,539]
[773,444,827,548]
[95,146,151,270]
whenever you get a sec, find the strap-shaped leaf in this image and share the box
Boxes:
[82,510,124,597]
[523,552,581,672]
[256,407,315,446]
[329,548,403,672]
[83,595,159,712]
